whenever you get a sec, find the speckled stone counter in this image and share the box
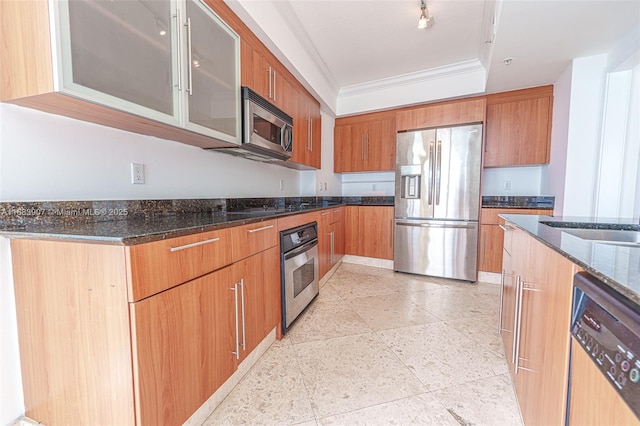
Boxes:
[501,214,640,307]
[0,196,394,245]
[482,196,554,209]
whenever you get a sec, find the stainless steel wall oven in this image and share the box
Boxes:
[280,222,319,334]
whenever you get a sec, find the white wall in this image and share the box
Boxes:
[0,104,312,201]
[540,62,573,215]
[341,172,395,197]
[315,111,342,196]
[560,54,608,216]
[482,166,543,196]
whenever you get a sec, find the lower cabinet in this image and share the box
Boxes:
[479,208,553,273]
[11,231,280,425]
[318,207,344,278]
[345,206,394,260]
[500,224,575,425]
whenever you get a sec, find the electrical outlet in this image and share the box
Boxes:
[324,182,328,191]
[131,163,145,184]
[319,183,323,191]
[279,179,284,191]
[372,184,377,191]
[503,180,511,190]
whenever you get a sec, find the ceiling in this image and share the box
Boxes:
[229,0,639,104]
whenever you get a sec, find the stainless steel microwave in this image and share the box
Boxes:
[240,86,293,161]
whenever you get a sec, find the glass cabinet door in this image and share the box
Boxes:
[57,0,179,124]
[183,0,240,144]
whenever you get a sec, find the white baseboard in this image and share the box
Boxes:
[478,271,501,285]
[342,255,394,270]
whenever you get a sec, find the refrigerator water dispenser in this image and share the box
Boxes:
[400,165,422,199]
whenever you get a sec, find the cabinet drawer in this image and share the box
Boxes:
[330,207,343,224]
[231,219,278,262]
[127,228,232,302]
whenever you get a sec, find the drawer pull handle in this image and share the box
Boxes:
[498,224,512,232]
[321,212,330,216]
[170,237,220,252]
[248,224,274,233]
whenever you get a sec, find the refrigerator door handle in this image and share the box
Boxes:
[427,141,434,205]
[435,140,442,205]
[395,221,477,229]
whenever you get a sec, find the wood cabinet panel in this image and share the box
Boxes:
[11,240,135,426]
[126,228,233,301]
[232,246,280,360]
[395,98,486,131]
[479,224,504,273]
[345,206,394,259]
[479,208,552,273]
[292,91,321,168]
[484,86,553,167]
[130,267,235,426]
[568,339,639,425]
[500,226,574,426]
[334,113,395,173]
[276,211,319,232]
[230,219,277,262]
[318,207,345,278]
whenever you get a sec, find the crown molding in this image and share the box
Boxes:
[338,59,486,98]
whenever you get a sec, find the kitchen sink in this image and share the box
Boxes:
[540,221,640,247]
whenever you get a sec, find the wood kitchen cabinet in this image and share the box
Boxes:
[500,224,575,425]
[1,0,241,149]
[291,91,322,169]
[240,32,322,170]
[395,98,486,131]
[344,206,394,260]
[479,208,552,273]
[319,207,344,278]
[484,85,553,167]
[334,112,396,173]
[10,220,281,426]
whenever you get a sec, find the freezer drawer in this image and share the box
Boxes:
[393,220,478,281]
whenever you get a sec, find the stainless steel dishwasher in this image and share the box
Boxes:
[568,272,640,424]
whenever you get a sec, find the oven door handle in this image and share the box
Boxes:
[284,239,318,260]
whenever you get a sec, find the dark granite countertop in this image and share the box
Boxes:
[501,214,640,307]
[0,196,394,245]
[482,196,554,209]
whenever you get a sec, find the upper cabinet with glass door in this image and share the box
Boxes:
[0,0,240,148]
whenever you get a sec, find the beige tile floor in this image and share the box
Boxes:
[203,262,523,426]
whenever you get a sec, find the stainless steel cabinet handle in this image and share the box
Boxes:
[512,275,521,367]
[239,279,246,350]
[185,17,193,96]
[498,224,511,232]
[169,237,220,252]
[321,212,330,216]
[365,134,369,160]
[267,66,272,99]
[361,135,365,161]
[498,269,505,333]
[428,141,434,205]
[230,283,239,359]
[329,232,334,264]
[175,10,182,91]
[309,118,313,152]
[435,140,442,205]
[273,70,277,101]
[481,229,486,266]
[247,224,274,233]
[389,219,393,247]
[395,222,476,229]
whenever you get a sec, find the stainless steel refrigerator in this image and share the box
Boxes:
[394,123,482,281]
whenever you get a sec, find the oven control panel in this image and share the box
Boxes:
[572,295,640,417]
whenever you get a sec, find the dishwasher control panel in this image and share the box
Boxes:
[572,284,640,417]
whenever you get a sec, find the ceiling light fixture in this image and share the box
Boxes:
[418,0,435,29]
